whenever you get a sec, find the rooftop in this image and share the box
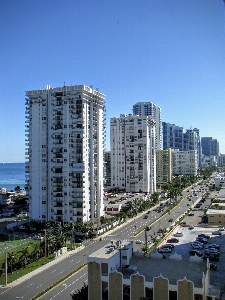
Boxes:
[129,253,206,287]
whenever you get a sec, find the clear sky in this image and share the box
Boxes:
[0,0,225,163]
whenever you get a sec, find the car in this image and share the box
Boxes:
[219,226,224,231]
[164,243,175,249]
[147,210,151,214]
[198,234,210,239]
[196,237,208,244]
[189,250,203,257]
[191,242,203,249]
[189,225,194,229]
[158,247,172,253]
[205,249,219,255]
[212,231,222,236]
[174,231,183,237]
[143,215,148,219]
[135,240,142,244]
[168,219,173,222]
[188,213,194,216]
[205,244,220,250]
[167,238,179,243]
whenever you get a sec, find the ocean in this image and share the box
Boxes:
[0,163,25,192]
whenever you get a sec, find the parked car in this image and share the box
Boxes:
[212,231,222,236]
[168,219,173,222]
[174,231,183,237]
[205,249,219,255]
[135,240,142,244]
[205,244,220,250]
[158,247,171,253]
[196,237,208,244]
[143,215,148,219]
[198,234,210,239]
[189,250,203,257]
[191,242,203,249]
[167,238,179,243]
[164,244,175,249]
[189,225,194,229]
[219,226,224,231]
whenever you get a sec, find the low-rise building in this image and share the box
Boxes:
[87,240,222,300]
[207,202,225,226]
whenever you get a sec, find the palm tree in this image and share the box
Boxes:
[7,251,17,274]
[18,246,30,268]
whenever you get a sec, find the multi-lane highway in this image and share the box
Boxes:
[0,181,210,300]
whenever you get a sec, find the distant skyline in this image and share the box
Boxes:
[0,0,225,162]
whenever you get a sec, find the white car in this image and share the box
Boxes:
[174,231,183,237]
[219,226,224,231]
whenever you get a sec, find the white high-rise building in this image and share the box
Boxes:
[133,102,162,150]
[110,114,156,193]
[172,150,198,176]
[25,84,106,224]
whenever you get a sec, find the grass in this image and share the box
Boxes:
[0,239,80,285]
[0,255,54,285]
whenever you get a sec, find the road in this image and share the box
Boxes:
[0,180,211,299]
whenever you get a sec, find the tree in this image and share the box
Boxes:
[14,186,21,192]
[18,246,30,268]
[7,251,17,274]
[70,283,88,300]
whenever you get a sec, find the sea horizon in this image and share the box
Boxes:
[0,162,26,192]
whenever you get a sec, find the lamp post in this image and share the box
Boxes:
[4,243,7,286]
[44,229,46,264]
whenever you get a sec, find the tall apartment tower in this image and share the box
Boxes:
[162,122,184,150]
[25,84,106,224]
[110,114,156,193]
[156,148,172,184]
[211,139,220,156]
[201,137,212,156]
[133,102,162,150]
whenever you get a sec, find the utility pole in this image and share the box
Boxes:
[4,243,7,286]
[44,229,46,264]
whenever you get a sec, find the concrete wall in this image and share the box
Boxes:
[88,261,101,300]
[109,271,123,300]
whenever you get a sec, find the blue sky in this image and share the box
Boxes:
[0,0,225,162]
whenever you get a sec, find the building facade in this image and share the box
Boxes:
[25,84,106,224]
[172,150,198,176]
[133,102,162,150]
[163,123,201,167]
[110,114,156,193]
[104,151,111,186]
[211,139,220,156]
[201,137,212,156]
[156,148,172,185]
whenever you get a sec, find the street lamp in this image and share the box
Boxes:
[4,243,7,286]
